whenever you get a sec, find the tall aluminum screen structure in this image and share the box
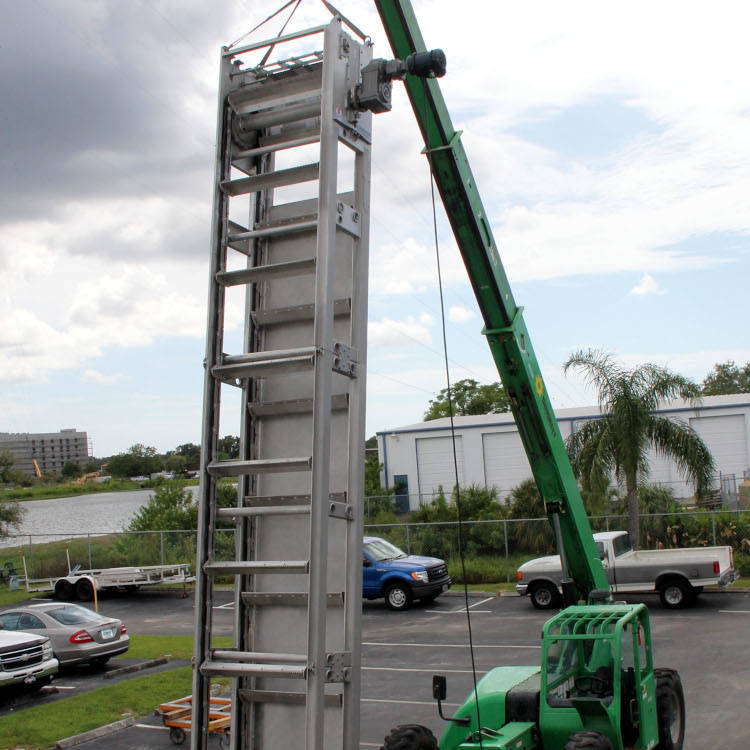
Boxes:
[192,19,372,750]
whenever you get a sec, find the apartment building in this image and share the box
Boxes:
[0,429,89,477]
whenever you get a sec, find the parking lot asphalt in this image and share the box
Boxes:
[3,588,749,749]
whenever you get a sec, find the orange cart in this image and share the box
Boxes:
[157,695,231,747]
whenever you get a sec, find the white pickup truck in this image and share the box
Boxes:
[516,530,739,610]
[0,629,58,691]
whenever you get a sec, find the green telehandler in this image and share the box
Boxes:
[369,2,686,748]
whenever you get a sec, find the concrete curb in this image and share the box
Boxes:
[103,656,170,680]
[56,717,138,748]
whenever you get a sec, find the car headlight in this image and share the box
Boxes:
[42,642,54,659]
[411,570,429,583]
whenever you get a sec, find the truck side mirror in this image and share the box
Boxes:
[363,559,372,568]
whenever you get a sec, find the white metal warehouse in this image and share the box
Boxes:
[376,394,750,510]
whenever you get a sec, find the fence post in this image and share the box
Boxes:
[605,517,610,532]
[28,535,33,576]
[503,520,509,583]
[405,525,411,554]
[160,531,165,566]
[711,512,716,546]
[87,534,92,569]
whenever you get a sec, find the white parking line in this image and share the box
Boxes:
[135,724,167,731]
[426,609,491,614]
[213,601,235,610]
[719,609,750,614]
[363,641,540,649]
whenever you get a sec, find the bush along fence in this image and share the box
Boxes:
[2,510,749,586]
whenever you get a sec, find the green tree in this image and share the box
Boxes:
[218,436,239,460]
[364,455,394,518]
[701,360,750,396]
[0,499,24,537]
[126,481,197,532]
[564,349,715,549]
[165,454,190,475]
[61,460,83,479]
[174,442,201,470]
[424,378,510,421]
[0,451,14,483]
[106,444,164,478]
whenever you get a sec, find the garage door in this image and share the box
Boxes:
[482,431,532,497]
[416,436,464,504]
[690,414,748,478]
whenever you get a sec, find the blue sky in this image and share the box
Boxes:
[2,1,749,456]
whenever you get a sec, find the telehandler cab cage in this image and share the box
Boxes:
[540,604,659,750]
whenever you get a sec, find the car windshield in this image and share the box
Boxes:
[46,605,103,626]
[365,539,407,562]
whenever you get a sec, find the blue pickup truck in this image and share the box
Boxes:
[363,536,451,610]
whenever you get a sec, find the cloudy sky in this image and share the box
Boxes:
[2,1,749,457]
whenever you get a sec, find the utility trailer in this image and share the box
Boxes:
[18,555,194,601]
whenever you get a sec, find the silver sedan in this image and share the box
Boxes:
[0,602,129,667]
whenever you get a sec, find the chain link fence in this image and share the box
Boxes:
[3,508,748,584]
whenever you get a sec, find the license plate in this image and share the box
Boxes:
[100,628,115,640]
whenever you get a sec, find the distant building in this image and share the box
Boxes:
[376,394,750,510]
[0,429,90,477]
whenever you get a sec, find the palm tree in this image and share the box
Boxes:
[563,349,715,549]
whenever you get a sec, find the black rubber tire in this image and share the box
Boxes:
[564,730,613,749]
[381,724,438,750]
[658,578,691,609]
[529,581,560,610]
[75,578,94,601]
[54,579,74,601]
[384,582,413,611]
[169,727,186,745]
[654,668,685,750]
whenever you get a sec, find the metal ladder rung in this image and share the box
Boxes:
[240,492,345,507]
[213,350,316,381]
[217,258,316,287]
[233,132,320,159]
[207,457,311,477]
[240,592,344,607]
[201,660,307,680]
[204,560,309,575]
[221,163,319,196]
[251,298,350,327]
[248,394,348,417]
[227,218,317,242]
[238,689,342,707]
[212,649,305,664]
[217,504,310,518]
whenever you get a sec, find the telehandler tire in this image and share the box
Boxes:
[564,730,613,749]
[381,724,438,750]
[654,668,685,750]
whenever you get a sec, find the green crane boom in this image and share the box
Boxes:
[374,0,610,602]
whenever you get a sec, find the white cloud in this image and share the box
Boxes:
[368,316,433,349]
[448,306,476,323]
[81,370,125,384]
[630,273,667,296]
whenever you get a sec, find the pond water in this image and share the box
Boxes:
[1,486,199,548]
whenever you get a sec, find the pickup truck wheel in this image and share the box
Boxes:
[658,578,691,609]
[384,582,413,611]
[654,668,685,750]
[381,724,438,750]
[564,731,613,749]
[529,581,559,610]
[54,580,74,600]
